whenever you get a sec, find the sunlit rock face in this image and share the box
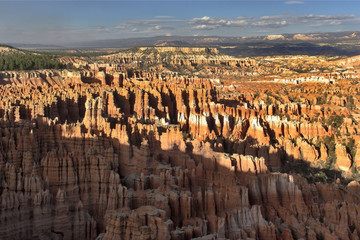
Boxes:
[0,48,360,240]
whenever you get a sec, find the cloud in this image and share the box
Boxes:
[94,26,110,32]
[298,14,356,21]
[188,14,358,31]
[296,14,357,27]
[252,20,288,28]
[188,16,248,30]
[260,16,281,20]
[121,19,167,26]
[148,25,174,31]
[192,24,219,30]
[255,16,288,27]
[284,1,304,5]
[115,19,182,29]
[127,24,175,34]
[114,18,182,35]
[114,25,126,30]
[188,15,288,30]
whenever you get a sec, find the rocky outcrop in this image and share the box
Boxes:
[335,144,353,172]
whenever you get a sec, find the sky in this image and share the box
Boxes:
[0,0,359,45]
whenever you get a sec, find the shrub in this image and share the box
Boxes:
[126,68,135,78]
[346,138,356,159]
[346,95,355,110]
[0,53,66,71]
[326,114,344,131]
[266,95,273,105]
[317,232,324,240]
[316,95,327,105]
[349,223,356,233]
[323,135,336,167]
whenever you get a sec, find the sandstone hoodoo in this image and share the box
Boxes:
[0,45,360,240]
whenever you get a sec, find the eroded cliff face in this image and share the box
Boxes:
[0,55,360,240]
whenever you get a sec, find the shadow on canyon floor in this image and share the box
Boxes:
[1,115,359,239]
[0,117,267,239]
[209,136,350,185]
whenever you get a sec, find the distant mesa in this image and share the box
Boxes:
[264,34,286,40]
[293,34,321,40]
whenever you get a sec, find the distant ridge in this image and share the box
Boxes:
[3,43,64,49]
[66,36,214,49]
[0,45,25,55]
[0,44,14,48]
[4,31,360,57]
[64,31,360,49]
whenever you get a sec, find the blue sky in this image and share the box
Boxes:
[0,1,359,44]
